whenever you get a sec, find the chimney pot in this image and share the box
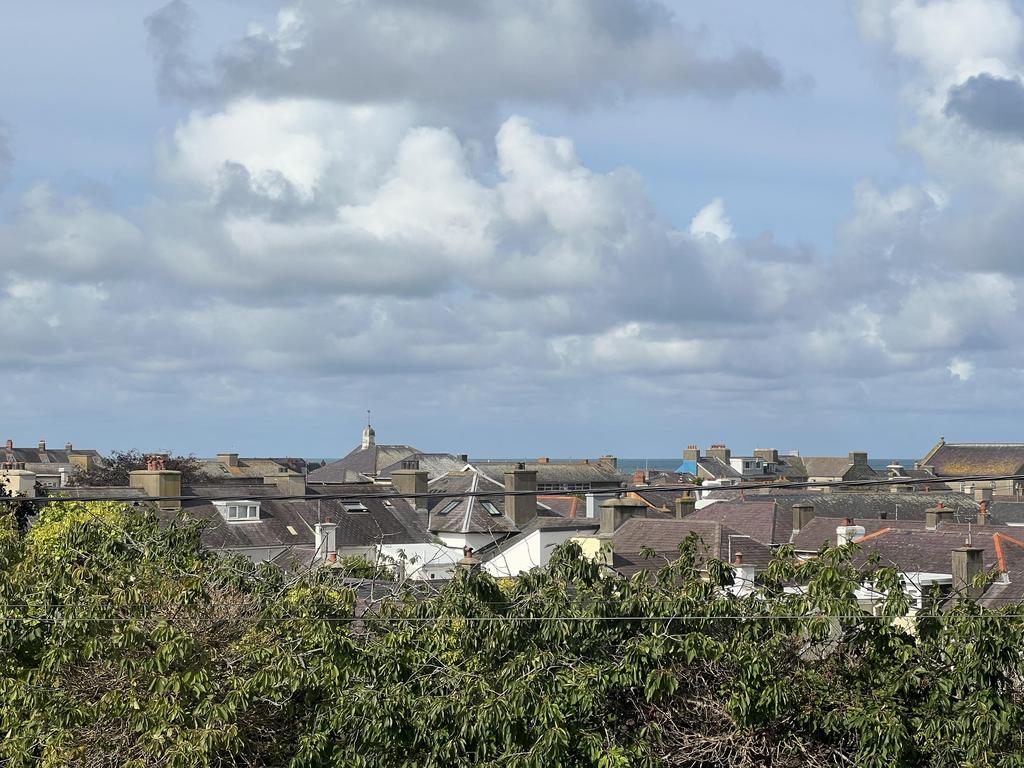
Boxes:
[978,499,990,525]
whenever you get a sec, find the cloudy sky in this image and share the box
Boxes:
[1,0,1023,459]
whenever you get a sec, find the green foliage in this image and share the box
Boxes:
[1,501,1024,766]
[66,449,215,487]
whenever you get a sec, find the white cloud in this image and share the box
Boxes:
[688,197,734,240]
[146,0,784,108]
[948,356,975,380]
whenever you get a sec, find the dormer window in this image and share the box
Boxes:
[214,500,260,522]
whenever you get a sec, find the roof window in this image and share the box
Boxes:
[214,500,261,522]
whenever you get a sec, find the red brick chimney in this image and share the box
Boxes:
[632,469,646,486]
[537,457,550,464]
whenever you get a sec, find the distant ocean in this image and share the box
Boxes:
[617,458,921,473]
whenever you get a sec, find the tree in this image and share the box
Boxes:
[1,500,1023,767]
[66,449,215,487]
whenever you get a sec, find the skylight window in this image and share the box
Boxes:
[481,501,502,516]
[342,500,368,513]
[437,500,460,515]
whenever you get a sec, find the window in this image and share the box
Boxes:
[481,501,502,516]
[216,500,260,522]
[342,500,368,513]
[437,500,460,515]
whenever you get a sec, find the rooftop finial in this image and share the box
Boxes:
[361,410,376,449]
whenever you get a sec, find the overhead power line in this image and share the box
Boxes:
[6,470,1020,505]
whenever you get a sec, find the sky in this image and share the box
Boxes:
[1,0,1023,459]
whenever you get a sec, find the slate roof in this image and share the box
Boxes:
[687,500,789,546]
[307,444,420,482]
[704,490,979,525]
[164,483,431,553]
[426,469,519,535]
[609,518,773,577]
[988,499,1024,525]
[377,453,468,480]
[3,445,103,466]
[696,456,742,479]
[633,488,698,512]
[922,442,1024,477]
[199,457,307,480]
[468,461,623,487]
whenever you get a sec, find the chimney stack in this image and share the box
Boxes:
[683,445,701,461]
[458,546,481,574]
[926,503,953,531]
[754,448,779,464]
[978,499,990,525]
[38,439,46,451]
[217,452,240,467]
[504,465,538,527]
[792,502,815,534]
[599,455,618,469]
[263,472,306,498]
[64,442,73,451]
[974,485,994,502]
[674,494,696,519]
[707,444,731,463]
[391,467,429,511]
[632,469,646,486]
[849,451,868,466]
[315,518,338,564]
[733,551,756,589]
[537,457,550,464]
[951,546,984,600]
[129,454,181,510]
[599,497,647,536]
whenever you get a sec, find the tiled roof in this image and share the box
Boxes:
[704,490,979,525]
[610,518,773,576]
[687,500,788,546]
[923,442,1024,477]
[988,499,1024,524]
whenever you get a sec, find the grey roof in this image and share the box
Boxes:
[704,490,979,525]
[199,457,307,480]
[610,518,773,576]
[426,470,518,535]
[307,444,419,482]
[922,442,1024,477]
[162,483,431,552]
[377,453,468,480]
[988,499,1024,524]
[468,461,623,486]
[3,445,102,465]
[687,501,789,546]
[800,456,879,481]
[696,457,742,479]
